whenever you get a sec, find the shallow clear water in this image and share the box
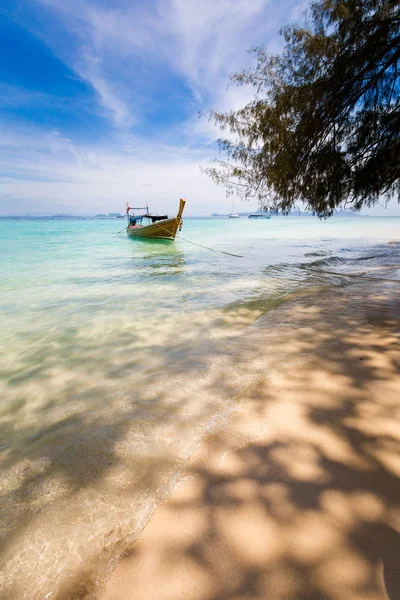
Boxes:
[0,215,399,598]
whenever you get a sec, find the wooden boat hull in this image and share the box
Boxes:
[127,199,186,240]
[127,217,180,239]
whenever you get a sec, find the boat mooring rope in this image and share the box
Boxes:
[114,221,244,257]
[176,234,244,258]
[115,224,400,282]
[176,231,400,281]
[150,220,246,258]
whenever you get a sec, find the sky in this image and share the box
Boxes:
[0,0,398,217]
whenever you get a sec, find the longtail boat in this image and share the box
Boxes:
[126,198,186,240]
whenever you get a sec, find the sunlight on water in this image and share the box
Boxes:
[0,216,399,598]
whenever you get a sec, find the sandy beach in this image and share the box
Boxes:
[102,278,400,600]
[2,0,400,595]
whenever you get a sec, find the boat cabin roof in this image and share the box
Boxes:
[143,214,168,221]
[127,206,167,218]
[128,212,168,224]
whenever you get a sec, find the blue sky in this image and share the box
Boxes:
[0,0,398,216]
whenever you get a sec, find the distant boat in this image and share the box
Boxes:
[228,199,240,218]
[248,212,271,219]
[126,199,186,240]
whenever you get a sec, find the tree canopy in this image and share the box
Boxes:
[205,0,400,216]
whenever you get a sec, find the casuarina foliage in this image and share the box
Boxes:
[205,0,400,216]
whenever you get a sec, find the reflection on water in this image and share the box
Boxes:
[0,217,399,599]
[131,243,186,278]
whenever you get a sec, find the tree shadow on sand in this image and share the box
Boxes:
[103,282,400,600]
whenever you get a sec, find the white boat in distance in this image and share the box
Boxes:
[228,199,240,218]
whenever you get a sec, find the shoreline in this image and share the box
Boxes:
[102,278,400,600]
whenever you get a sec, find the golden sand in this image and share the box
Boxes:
[102,281,400,600]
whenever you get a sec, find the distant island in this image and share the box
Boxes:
[0,213,126,220]
[95,212,125,218]
[210,209,364,218]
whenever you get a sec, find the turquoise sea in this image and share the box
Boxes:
[1,215,399,599]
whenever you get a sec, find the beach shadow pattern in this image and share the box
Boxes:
[102,282,400,600]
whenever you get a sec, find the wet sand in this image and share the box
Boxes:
[102,280,400,600]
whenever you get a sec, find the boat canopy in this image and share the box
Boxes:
[144,214,168,222]
[128,215,143,225]
[126,204,168,224]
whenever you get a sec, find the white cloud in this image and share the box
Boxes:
[185,82,262,144]
[77,52,134,127]
[0,125,243,216]
[31,0,276,128]
[160,0,270,86]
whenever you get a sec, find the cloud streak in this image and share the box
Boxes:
[31,0,277,128]
[0,124,233,215]
[0,0,290,214]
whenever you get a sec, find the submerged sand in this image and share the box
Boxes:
[102,279,400,600]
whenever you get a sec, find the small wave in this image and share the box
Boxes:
[351,251,399,263]
[304,251,329,257]
[302,255,345,269]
